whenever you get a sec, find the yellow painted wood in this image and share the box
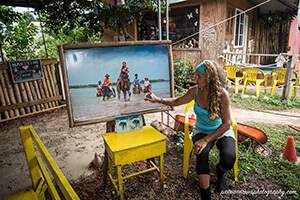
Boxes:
[223,65,245,94]
[36,156,61,200]
[117,166,124,200]
[103,125,166,199]
[183,101,195,178]
[27,126,80,200]
[159,154,164,186]
[241,67,266,97]
[103,126,166,152]
[103,126,166,165]
[182,101,239,180]
[17,125,80,200]
[7,188,38,200]
[19,127,46,198]
[231,118,239,181]
[269,68,298,98]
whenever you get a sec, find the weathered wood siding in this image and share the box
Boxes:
[199,0,227,61]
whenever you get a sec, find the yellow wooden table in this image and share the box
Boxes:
[103,125,167,200]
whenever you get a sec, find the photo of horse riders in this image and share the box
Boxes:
[64,43,171,123]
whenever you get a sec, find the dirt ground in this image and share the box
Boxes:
[0,102,299,200]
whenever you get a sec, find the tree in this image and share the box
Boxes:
[34,0,160,40]
[0,6,39,60]
[0,6,21,61]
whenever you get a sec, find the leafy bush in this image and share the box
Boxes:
[173,59,195,96]
[174,59,195,89]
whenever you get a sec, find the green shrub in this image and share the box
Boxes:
[173,59,195,96]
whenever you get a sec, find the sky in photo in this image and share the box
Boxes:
[64,45,170,85]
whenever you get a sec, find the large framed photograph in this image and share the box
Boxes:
[9,59,43,83]
[60,41,174,127]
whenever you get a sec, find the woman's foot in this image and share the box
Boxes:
[199,187,211,200]
[216,165,229,192]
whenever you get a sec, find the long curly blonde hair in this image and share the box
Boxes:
[202,60,224,120]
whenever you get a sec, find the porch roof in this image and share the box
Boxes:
[249,0,298,14]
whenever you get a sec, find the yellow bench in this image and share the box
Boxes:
[182,101,239,181]
[103,125,166,200]
[7,125,80,200]
[223,65,245,94]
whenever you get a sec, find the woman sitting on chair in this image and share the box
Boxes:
[144,60,236,200]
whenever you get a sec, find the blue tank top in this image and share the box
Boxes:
[193,88,222,134]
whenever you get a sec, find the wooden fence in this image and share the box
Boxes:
[0,59,64,122]
[172,48,202,66]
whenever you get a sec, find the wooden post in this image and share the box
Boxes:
[37,79,49,109]
[102,121,115,189]
[0,70,14,117]
[50,64,60,105]
[158,0,162,40]
[24,82,36,112]
[43,65,54,107]
[41,66,52,108]
[33,80,45,110]
[19,83,31,113]
[0,81,9,119]
[13,83,26,115]
[166,0,169,41]
[3,70,19,116]
[283,1,300,101]
[29,81,41,111]
[47,64,59,106]
[198,4,201,48]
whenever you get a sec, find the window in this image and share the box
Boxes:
[234,9,245,47]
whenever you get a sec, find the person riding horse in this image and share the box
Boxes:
[117,62,131,100]
[102,74,115,101]
[133,74,142,94]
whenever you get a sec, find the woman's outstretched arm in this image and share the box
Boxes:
[144,86,196,107]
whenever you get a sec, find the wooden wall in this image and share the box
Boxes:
[0,59,64,122]
[172,48,202,66]
[199,0,227,61]
[226,0,256,49]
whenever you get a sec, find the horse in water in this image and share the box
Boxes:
[102,86,116,101]
[117,78,131,101]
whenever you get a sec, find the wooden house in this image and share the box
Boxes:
[170,0,298,68]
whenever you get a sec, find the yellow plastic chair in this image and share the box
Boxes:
[223,65,245,94]
[241,67,266,97]
[183,101,238,181]
[269,68,299,98]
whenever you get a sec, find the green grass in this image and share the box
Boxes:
[230,94,300,111]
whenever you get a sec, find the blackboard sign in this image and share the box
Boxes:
[9,59,43,83]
